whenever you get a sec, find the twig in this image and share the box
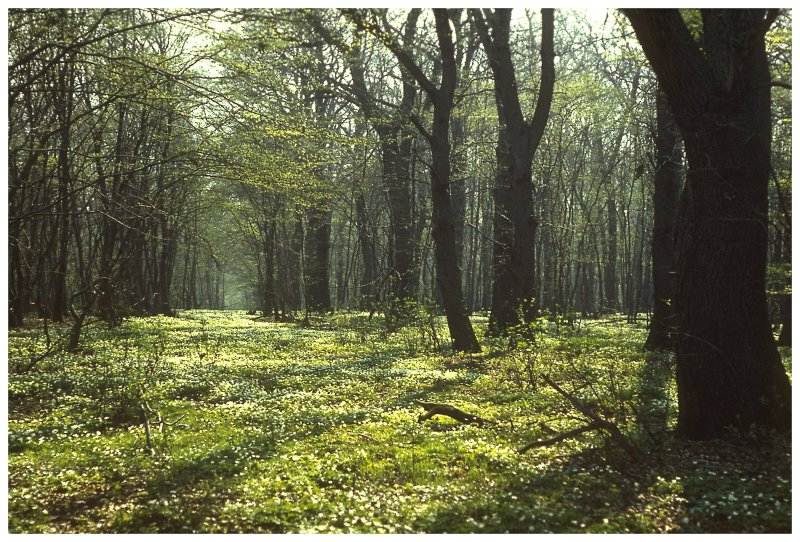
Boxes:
[140,401,154,455]
[17,316,58,373]
[518,422,601,453]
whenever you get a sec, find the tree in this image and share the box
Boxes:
[471,8,555,334]
[354,9,481,352]
[624,9,791,438]
[306,9,422,315]
[644,88,682,350]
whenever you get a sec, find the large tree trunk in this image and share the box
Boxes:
[489,129,537,332]
[776,217,791,346]
[626,9,791,438]
[676,126,790,437]
[777,293,791,346]
[430,113,480,352]
[645,89,683,350]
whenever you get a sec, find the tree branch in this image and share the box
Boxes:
[541,374,639,461]
[518,422,601,453]
[527,8,556,151]
[345,8,439,99]
[622,9,711,127]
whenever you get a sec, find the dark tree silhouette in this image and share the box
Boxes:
[644,88,682,350]
[625,8,791,438]
[471,8,555,335]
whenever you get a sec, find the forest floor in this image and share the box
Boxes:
[8,310,791,533]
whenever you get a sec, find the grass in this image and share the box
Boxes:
[7,310,791,533]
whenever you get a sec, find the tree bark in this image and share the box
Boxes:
[339,10,420,304]
[645,88,683,350]
[304,207,332,312]
[427,11,480,352]
[355,193,377,310]
[50,48,74,322]
[379,131,417,301]
[357,8,480,351]
[451,113,468,276]
[604,193,618,312]
[472,8,555,335]
[625,8,791,438]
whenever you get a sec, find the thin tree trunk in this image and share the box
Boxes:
[305,207,332,312]
[51,50,74,322]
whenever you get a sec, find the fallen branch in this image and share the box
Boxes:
[518,422,601,453]
[416,400,493,426]
[140,401,155,455]
[540,374,640,461]
[17,315,58,373]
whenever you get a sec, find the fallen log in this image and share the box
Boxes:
[415,400,493,426]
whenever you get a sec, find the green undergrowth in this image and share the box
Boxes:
[8,310,791,533]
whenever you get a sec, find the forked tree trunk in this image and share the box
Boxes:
[361,8,480,351]
[472,8,555,335]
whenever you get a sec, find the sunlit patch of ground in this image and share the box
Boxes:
[8,310,790,533]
